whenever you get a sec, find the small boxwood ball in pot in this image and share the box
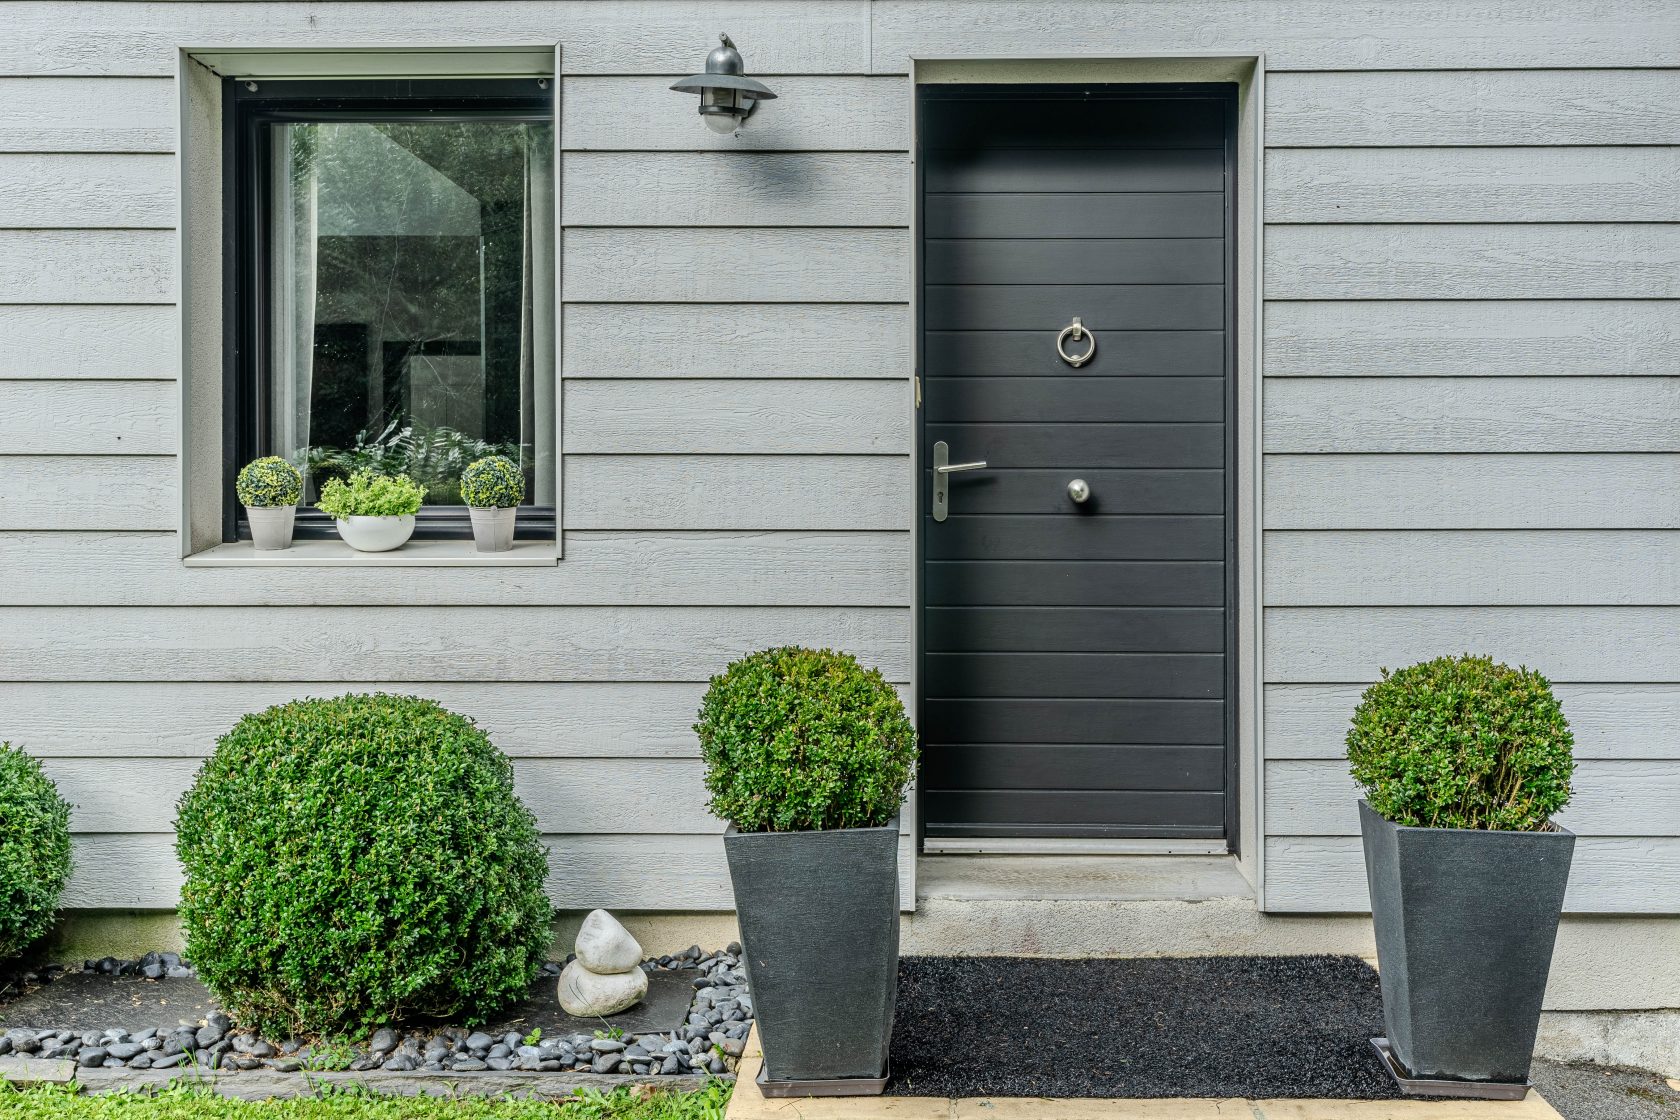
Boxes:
[460,455,525,510]
[174,694,553,1037]
[235,456,303,508]
[1347,653,1575,832]
[0,742,73,960]
[696,647,916,833]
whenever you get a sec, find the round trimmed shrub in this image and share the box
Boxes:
[1347,654,1575,832]
[174,694,552,1037]
[460,455,525,509]
[696,647,916,833]
[235,457,303,508]
[0,743,73,960]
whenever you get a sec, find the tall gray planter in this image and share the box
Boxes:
[723,820,899,1093]
[1359,799,1574,1088]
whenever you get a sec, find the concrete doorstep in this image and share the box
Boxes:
[724,1028,1567,1120]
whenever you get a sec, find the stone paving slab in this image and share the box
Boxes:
[71,1066,717,1101]
[0,974,218,1031]
[725,1026,1567,1120]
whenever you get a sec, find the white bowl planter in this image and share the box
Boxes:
[245,506,296,551]
[468,507,517,552]
[334,515,415,553]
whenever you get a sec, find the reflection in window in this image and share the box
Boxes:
[268,119,554,507]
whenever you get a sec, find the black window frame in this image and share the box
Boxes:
[222,76,556,543]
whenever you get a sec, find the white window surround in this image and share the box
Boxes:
[175,46,564,567]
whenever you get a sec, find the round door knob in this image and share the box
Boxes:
[1067,478,1091,504]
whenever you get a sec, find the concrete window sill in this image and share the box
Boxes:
[183,539,559,568]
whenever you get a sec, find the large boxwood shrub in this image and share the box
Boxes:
[0,743,73,960]
[696,647,916,833]
[1347,654,1575,832]
[174,694,552,1036]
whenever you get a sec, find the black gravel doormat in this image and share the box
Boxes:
[887,955,1401,1099]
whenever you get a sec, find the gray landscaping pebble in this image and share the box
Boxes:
[0,944,753,1081]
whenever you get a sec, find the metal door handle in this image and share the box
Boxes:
[931,440,985,522]
[1067,478,1091,503]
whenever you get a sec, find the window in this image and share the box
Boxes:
[225,78,555,541]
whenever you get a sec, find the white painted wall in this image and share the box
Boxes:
[0,1,1676,926]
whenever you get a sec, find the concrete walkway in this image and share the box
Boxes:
[725,1029,1567,1120]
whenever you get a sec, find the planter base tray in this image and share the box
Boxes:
[757,1063,889,1098]
[1372,1038,1531,1101]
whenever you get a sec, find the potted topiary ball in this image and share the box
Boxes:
[174,694,552,1037]
[314,470,426,552]
[695,647,916,1095]
[236,456,302,550]
[460,455,524,553]
[1348,654,1576,1095]
[0,742,73,962]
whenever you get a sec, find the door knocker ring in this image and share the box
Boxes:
[1057,317,1096,368]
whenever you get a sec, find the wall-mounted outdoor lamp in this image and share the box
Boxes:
[670,34,777,134]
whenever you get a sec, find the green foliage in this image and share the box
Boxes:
[0,742,73,960]
[0,1078,733,1120]
[695,647,916,833]
[459,455,525,509]
[173,694,553,1037]
[304,420,521,506]
[314,471,426,519]
[1347,654,1576,832]
[236,457,303,509]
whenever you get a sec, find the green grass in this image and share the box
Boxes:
[0,1080,733,1120]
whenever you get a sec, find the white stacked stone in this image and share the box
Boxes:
[556,909,648,1017]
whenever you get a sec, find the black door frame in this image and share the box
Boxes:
[911,81,1241,852]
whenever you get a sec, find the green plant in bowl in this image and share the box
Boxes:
[315,471,427,519]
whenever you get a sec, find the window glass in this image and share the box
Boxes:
[267,118,555,508]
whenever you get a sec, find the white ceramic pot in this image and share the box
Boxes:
[334,515,415,552]
[245,505,296,551]
[468,506,517,552]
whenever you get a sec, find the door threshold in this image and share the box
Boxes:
[924,837,1228,856]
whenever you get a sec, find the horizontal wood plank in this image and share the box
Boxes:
[1264,606,1680,684]
[0,153,174,226]
[926,515,1223,561]
[563,228,907,303]
[921,698,1224,746]
[925,606,1225,653]
[1,680,886,759]
[925,560,1223,606]
[1266,683,1680,761]
[0,530,910,607]
[1264,454,1680,529]
[1264,836,1680,914]
[1263,300,1680,378]
[0,456,175,530]
[1265,530,1680,606]
[0,306,177,379]
[1266,147,1680,223]
[563,76,908,151]
[1264,377,1680,453]
[564,379,908,454]
[0,78,174,152]
[0,380,174,454]
[0,230,172,304]
[562,152,906,226]
[872,5,1677,72]
[0,3,870,77]
[1267,69,1680,145]
[1267,759,1680,838]
[39,755,721,835]
[0,605,911,682]
[1266,224,1680,300]
[566,455,906,530]
[63,833,916,911]
[920,469,1222,516]
[563,304,907,379]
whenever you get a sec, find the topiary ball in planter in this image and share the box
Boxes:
[1347,653,1575,831]
[696,646,916,833]
[0,742,73,961]
[459,455,525,553]
[235,456,304,551]
[174,694,552,1037]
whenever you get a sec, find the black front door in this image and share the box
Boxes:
[917,84,1237,842]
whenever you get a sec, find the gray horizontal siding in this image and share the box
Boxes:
[3,0,1676,920]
